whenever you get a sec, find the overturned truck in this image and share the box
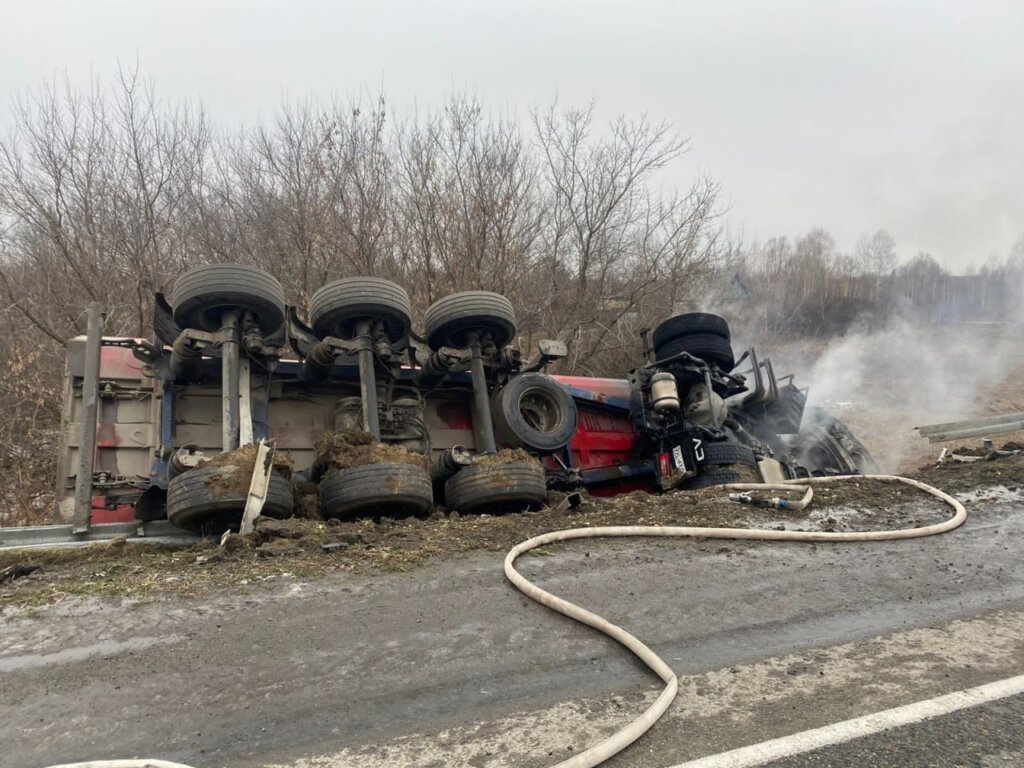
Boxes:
[55,264,877,532]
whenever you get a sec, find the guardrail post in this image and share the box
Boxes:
[72,302,104,534]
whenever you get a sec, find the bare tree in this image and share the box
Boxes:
[394,94,545,311]
[531,101,722,372]
[0,66,208,337]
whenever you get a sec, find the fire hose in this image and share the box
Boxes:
[47,474,967,768]
[504,474,967,768]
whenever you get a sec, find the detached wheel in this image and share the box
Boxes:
[444,461,546,514]
[424,291,517,349]
[320,463,433,520]
[309,277,412,343]
[653,312,730,350]
[656,333,736,371]
[166,466,294,531]
[492,374,578,453]
[172,263,286,336]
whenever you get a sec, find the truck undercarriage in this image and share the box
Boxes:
[54,263,877,532]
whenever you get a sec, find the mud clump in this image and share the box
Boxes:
[197,444,295,498]
[950,445,992,457]
[315,430,428,470]
[295,481,322,519]
[473,448,541,468]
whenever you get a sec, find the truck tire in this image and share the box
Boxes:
[652,312,730,350]
[171,263,286,336]
[656,333,736,371]
[444,461,546,513]
[166,466,294,531]
[703,441,758,467]
[309,277,412,343]
[320,463,433,520]
[423,291,517,350]
[492,374,578,453]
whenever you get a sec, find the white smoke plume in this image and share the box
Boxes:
[800,316,1023,471]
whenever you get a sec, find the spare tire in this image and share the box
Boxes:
[492,374,578,453]
[172,263,286,336]
[166,466,294,531]
[653,312,730,350]
[444,461,546,513]
[309,277,412,343]
[424,291,517,350]
[320,462,433,520]
[656,333,736,371]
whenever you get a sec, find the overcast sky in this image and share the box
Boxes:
[2,0,1021,270]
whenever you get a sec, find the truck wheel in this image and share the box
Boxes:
[492,374,578,453]
[166,466,294,531]
[172,263,286,336]
[682,467,745,490]
[703,441,758,467]
[656,333,736,371]
[320,463,433,520]
[444,461,546,513]
[309,277,412,343]
[795,409,879,475]
[652,312,730,350]
[423,291,517,349]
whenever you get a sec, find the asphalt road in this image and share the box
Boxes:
[764,694,1024,768]
[2,485,1023,768]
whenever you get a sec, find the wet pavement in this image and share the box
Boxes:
[2,486,1023,768]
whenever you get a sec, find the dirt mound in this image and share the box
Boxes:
[315,430,428,470]
[5,453,1022,609]
[4,468,979,609]
[913,454,1024,493]
[196,444,295,497]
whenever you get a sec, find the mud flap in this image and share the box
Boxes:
[657,436,703,490]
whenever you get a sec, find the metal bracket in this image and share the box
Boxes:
[239,439,276,535]
[101,337,160,365]
[522,339,567,372]
[171,445,208,474]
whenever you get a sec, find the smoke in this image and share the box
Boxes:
[800,315,1024,472]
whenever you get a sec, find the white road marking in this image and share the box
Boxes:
[666,672,1024,768]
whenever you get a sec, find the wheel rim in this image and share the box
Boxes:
[518,386,563,435]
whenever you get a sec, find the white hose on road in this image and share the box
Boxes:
[503,474,968,768]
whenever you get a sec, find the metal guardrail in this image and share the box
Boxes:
[917,412,1024,443]
[0,521,199,551]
